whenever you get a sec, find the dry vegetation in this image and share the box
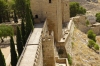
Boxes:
[71,28,100,66]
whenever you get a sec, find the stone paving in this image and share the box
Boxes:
[17,23,43,66]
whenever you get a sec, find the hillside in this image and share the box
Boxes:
[71,28,100,66]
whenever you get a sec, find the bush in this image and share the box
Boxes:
[96,12,100,22]
[70,2,86,17]
[94,44,99,50]
[86,20,90,26]
[88,40,95,48]
[87,30,96,42]
[67,54,72,65]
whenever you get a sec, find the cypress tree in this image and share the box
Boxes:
[30,9,34,25]
[10,36,17,66]
[16,26,23,56]
[25,4,33,39]
[13,10,18,23]
[0,49,6,66]
[21,19,26,46]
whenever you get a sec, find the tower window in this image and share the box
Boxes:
[35,15,38,18]
[49,0,51,3]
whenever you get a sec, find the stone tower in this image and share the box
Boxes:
[30,0,70,42]
[42,31,56,66]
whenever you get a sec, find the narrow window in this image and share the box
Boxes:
[35,15,38,18]
[49,0,51,3]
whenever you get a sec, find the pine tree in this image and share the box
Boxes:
[21,19,26,46]
[16,26,23,56]
[0,49,6,66]
[10,36,17,66]
[25,4,33,39]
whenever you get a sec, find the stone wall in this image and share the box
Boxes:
[73,15,100,35]
[64,19,75,55]
[56,19,75,57]
[42,31,56,66]
[33,40,43,66]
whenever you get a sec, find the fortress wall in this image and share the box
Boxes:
[42,31,56,66]
[64,19,75,55]
[33,41,43,66]
[41,19,48,36]
[91,26,100,35]
[62,0,70,23]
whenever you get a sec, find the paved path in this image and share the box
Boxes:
[17,23,43,66]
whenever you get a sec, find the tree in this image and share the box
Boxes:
[0,25,13,42]
[0,49,6,66]
[16,26,23,56]
[30,9,34,25]
[15,0,26,18]
[95,12,100,22]
[10,36,17,66]
[21,19,26,46]
[13,10,18,23]
[88,40,95,48]
[70,2,86,17]
[0,0,7,23]
[25,4,33,39]
[87,30,96,42]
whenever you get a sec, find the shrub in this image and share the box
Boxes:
[67,54,72,65]
[86,20,90,26]
[88,40,95,48]
[94,44,99,50]
[95,12,100,22]
[87,30,96,42]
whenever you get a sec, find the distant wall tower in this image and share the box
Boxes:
[42,31,56,66]
[62,0,70,23]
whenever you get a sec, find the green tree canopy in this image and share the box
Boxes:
[14,0,26,18]
[0,0,7,23]
[0,25,13,42]
[70,2,86,17]
[0,49,6,66]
